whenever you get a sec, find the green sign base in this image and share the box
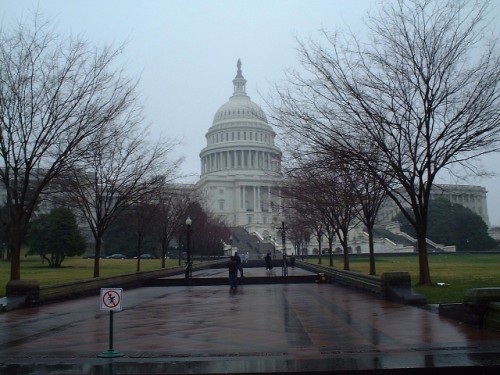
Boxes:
[97,349,125,358]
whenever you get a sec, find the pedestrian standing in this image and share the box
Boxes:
[234,251,244,277]
[227,256,238,289]
[265,252,273,270]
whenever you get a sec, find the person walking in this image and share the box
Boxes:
[234,251,244,277]
[227,256,238,289]
[264,252,273,270]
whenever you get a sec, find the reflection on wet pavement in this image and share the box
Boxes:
[1,267,499,374]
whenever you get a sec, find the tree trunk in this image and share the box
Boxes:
[416,234,432,285]
[317,236,322,264]
[343,245,350,271]
[93,236,102,278]
[161,241,166,268]
[340,228,350,271]
[368,227,376,276]
[328,237,334,267]
[341,232,350,271]
[136,235,142,273]
[9,227,22,281]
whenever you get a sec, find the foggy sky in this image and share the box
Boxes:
[2,0,499,226]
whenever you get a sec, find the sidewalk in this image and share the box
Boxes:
[1,267,500,374]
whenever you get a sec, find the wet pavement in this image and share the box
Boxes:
[1,266,500,374]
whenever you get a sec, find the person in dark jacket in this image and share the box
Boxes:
[227,256,238,289]
[234,251,244,277]
[264,252,273,270]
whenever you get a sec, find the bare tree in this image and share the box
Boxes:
[286,209,311,259]
[0,16,139,281]
[352,171,387,276]
[125,200,158,273]
[271,0,499,284]
[285,196,324,263]
[321,167,358,271]
[330,149,388,275]
[282,156,359,269]
[185,201,230,259]
[280,170,324,263]
[63,122,181,277]
[154,184,195,268]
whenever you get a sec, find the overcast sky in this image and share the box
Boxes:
[2,0,499,226]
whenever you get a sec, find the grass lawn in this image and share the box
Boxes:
[314,253,500,304]
[0,256,182,298]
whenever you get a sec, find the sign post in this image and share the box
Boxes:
[98,288,124,358]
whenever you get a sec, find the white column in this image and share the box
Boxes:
[253,186,257,211]
[240,186,244,209]
[278,187,282,212]
[268,186,271,212]
[256,186,260,211]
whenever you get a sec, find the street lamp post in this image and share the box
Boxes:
[185,216,192,279]
[278,221,288,276]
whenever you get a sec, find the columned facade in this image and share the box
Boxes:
[376,184,490,226]
[196,60,283,237]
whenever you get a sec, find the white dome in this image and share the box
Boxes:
[213,96,267,124]
[211,59,267,125]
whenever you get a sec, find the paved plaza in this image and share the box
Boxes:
[1,266,500,374]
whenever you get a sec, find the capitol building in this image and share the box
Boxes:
[195,60,492,254]
[196,60,283,242]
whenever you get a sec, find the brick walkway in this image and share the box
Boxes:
[1,267,499,374]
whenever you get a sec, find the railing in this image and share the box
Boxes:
[296,260,426,304]
[297,261,385,297]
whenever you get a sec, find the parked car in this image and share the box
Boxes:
[106,253,128,259]
[133,254,157,259]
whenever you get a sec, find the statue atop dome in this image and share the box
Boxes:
[237,58,242,76]
[232,58,247,96]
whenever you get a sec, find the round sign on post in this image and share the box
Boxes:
[98,288,124,358]
[100,288,123,311]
